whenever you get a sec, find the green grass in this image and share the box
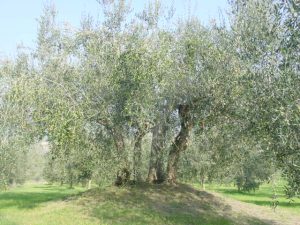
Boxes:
[0,183,99,225]
[0,182,272,225]
[194,181,300,213]
[0,183,83,209]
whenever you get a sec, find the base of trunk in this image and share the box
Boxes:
[114,168,130,186]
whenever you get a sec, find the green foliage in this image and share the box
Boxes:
[0,0,299,197]
[235,176,260,193]
[233,150,275,192]
[228,0,300,197]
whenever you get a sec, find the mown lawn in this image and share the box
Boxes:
[194,180,300,213]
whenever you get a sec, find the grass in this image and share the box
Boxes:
[0,182,272,225]
[79,183,267,225]
[1,182,299,225]
[0,183,83,209]
[193,180,300,213]
[0,183,99,225]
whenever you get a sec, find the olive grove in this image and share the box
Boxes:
[0,0,299,197]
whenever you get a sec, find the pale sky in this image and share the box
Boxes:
[0,0,229,57]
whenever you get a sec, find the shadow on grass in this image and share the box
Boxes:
[212,188,300,209]
[78,183,276,225]
[243,200,300,208]
[213,188,272,197]
[0,186,80,209]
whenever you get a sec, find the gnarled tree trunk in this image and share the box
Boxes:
[166,104,193,184]
[98,120,129,185]
[98,120,126,158]
[147,122,167,183]
[133,127,147,182]
[111,126,131,185]
[112,127,129,167]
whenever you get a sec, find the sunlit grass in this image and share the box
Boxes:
[0,183,99,225]
[0,183,84,209]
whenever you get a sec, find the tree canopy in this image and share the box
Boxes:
[0,0,299,197]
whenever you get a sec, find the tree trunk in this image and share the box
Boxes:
[147,122,167,183]
[111,126,126,158]
[166,104,193,184]
[98,120,127,164]
[66,161,74,189]
[133,129,147,182]
[97,120,130,186]
[111,127,131,185]
[200,175,205,190]
[69,176,73,189]
[88,179,92,189]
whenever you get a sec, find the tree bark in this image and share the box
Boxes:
[88,179,92,189]
[133,127,147,182]
[147,122,167,183]
[110,126,131,185]
[97,120,129,185]
[109,126,126,156]
[98,120,126,157]
[200,172,205,190]
[68,171,73,189]
[166,104,193,184]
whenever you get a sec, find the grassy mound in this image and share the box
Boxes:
[76,183,269,225]
[1,183,297,225]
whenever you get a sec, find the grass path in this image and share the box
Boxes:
[0,183,299,225]
[194,182,300,213]
[211,191,300,225]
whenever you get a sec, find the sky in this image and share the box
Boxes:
[0,0,229,57]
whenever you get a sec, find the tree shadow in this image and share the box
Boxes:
[212,188,300,209]
[213,188,272,197]
[244,199,300,208]
[0,188,80,209]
